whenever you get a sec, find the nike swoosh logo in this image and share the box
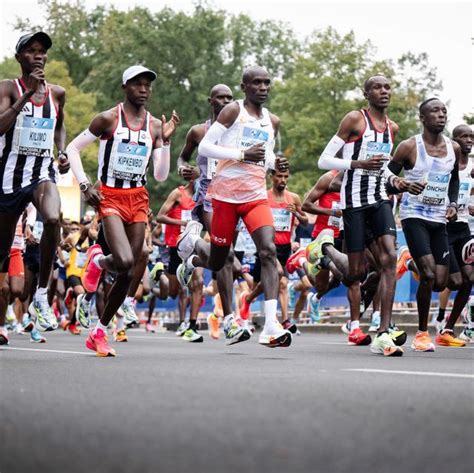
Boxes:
[260,123,269,127]
[389,228,396,231]
[443,251,449,258]
[363,134,372,139]
[116,131,127,136]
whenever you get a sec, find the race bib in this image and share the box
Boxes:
[458,180,471,208]
[206,158,219,180]
[360,141,391,176]
[33,221,44,241]
[109,142,149,181]
[328,201,341,227]
[15,116,55,157]
[419,172,450,206]
[180,210,193,231]
[236,218,246,232]
[75,251,88,269]
[299,237,312,249]
[240,126,269,167]
[272,208,292,232]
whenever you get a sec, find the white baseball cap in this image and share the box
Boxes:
[122,65,157,85]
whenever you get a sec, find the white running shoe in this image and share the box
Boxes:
[175,321,188,337]
[177,221,203,260]
[258,323,292,348]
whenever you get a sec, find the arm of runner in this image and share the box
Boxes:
[0,79,35,135]
[177,125,201,180]
[288,193,308,225]
[446,142,462,222]
[155,190,186,226]
[152,145,170,182]
[52,86,69,174]
[302,172,340,216]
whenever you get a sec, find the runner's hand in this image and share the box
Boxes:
[24,225,38,246]
[446,206,457,222]
[287,203,297,214]
[179,165,199,181]
[405,181,426,195]
[83,187,103,210]
[162,110,180,144]
[243,143,265,162]
[58,154,70,174]
[276,156,289,172]
[27,68,45,94]
[354,155,386,171]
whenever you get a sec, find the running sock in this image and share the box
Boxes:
[186,255,196,269]
[35,287,48,301]
[115,315,125,331]
[95,320,108,333]
[263,299,278,327]
[188,319,196,330]
[350,320,360,331]
[371,310,380,321]
[437,308,446,322]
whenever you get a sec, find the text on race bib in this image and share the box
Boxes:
[272,208,292,232]
[419,172,450,206]
[206,158,219,180]
[109,142,149,181]
[16,116,55,157]
[240,126,269,167]
[360,141,391,176]
[328,201,342,227]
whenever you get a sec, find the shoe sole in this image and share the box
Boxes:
[0,336,9,345]
[184,336,204,343]
[370,346,404,356]
[226,329,251,346]
[259,331,292,348]
[348,336,372,346]
[284,324,298,334]
[410,345,435,352]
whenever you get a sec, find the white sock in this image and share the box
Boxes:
[94,321,108,333]
[224,314,234,326]
[372,311,380,320]
[350,320,360,331]
[35,287,48,301]
[263,299,278,327]
[115,315,125,331]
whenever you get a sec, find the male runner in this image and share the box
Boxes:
[0,32,70,333]
[177,65,292,348]
[67,65,178,356]
[316,74,404,356]
[389,99,462,351]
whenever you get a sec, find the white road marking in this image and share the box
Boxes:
[0,346,91,356]
[343,368,474,379]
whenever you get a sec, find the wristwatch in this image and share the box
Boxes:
[79,181,91,192]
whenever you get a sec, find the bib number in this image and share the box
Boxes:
[328,201,341,227]
[15,116,55,157]
[240,126,269,167]
[272,208,292,232]
[33,221,44,241]
[206,158,219,180]
[109,142,149,181]
[419,172,450,206]
[360,141,391,176]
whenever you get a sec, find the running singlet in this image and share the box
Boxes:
[207,100,275,203]
[267,189,295,245]
[194,120,217,201]
[340,109,393,210]
[98,103,153,189]
[312,171,341,238]
[399,134,456,223]
[164,186,195,248]
[0,79,57,194]
[455,158,472,224]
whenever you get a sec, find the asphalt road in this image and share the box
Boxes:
[1,328,472,473]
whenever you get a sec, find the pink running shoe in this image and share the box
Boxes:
[240,292,251,320]
[86,328,116,357]
[81,244,104,293]
[286,248,306,274]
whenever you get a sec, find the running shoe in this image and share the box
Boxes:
[341,320,351,335]
[259,324,292,348]
[81,244,104,293]
[347,328,371,346]
[64,287,74,307]
[370,332,404,357]
[308,293,321,323]
[113,329,128,342]
[306,229,334,264]
[145,322,156,333]
[388,326,407,346]
[369,311,380,332]
[118,299,139,325]
[285,248,306,274]
[282,319,297,334]
[207,313,220,340]
[435,318,446,333]
[22,313,34,333]
[224,316,251,346]
[15,323,24,335]
[0,327,9,345]
[435,329,466,347]
[68,322,81,336]
[176,221,203,260]
[6,305,15,325]
[459,327,474,343]
[239,291,251,320]
[29,298,58,332]
[176,262,194,288]
[183,328,204,343]
[60,319,70,330]
[75,293,91,329]
[30,328,46,343]
[150,261,165,283]
[176,321,188,337]
[396,246,412,280]
[462,238,474,264]
[411,331,435,352]
[86,328,116,357]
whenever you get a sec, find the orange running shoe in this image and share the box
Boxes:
[113,329,128,343]
[396,246,412,280]
[239,291,251,320]
[68,322,81,336]
[347,327,371,346]
[207,313,220,340]
[411,331,435,352]
[435,330,466,347]
[86,328,116,357]
[60,319,70,331]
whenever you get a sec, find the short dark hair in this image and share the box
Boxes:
[418,97,440,114]
[452,124,471,138]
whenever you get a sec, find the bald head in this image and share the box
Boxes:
[242,65,269,84]
[452,124,472,138]
[210,83,232,98]
[364,74,388,92]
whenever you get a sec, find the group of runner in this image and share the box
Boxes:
[0,32,472,358]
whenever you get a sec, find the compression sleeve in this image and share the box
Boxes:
[66,129,98,184]
[197,122,241,161]
[447,163,460,204]
[152,144,170,182]
[318,135,351,171]
[384,160,403,179]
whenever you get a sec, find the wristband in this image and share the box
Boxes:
[448,202,458,210]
